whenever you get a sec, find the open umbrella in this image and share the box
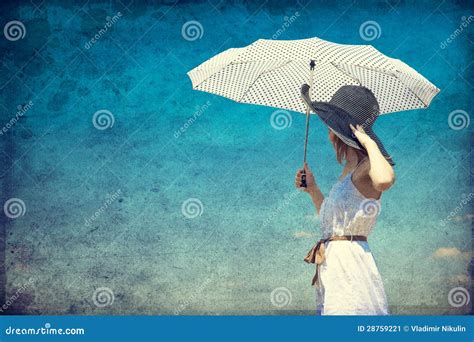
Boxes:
[187,37,440,183]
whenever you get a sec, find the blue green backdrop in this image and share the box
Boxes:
[0,0,472,315]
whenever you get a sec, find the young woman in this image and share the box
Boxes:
[296,84,395,315]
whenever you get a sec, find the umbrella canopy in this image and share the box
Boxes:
[187,37,440,115]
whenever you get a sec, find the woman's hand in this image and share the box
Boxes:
[349,123,375,148]
[295,163,325,215]
[349,123,395,192]
[295,163,316,194]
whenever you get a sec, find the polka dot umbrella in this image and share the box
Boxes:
[187,37,440,178]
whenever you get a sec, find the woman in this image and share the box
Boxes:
[296,84,395,315]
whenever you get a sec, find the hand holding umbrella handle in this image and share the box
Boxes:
[301,169,307,188]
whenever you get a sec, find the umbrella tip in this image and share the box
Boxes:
[310,60,316,70]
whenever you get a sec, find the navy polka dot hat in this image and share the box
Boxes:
[301,84,395,166]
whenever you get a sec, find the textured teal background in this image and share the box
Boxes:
[0,0,472,315]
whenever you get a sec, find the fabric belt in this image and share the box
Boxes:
[304,235,368,286]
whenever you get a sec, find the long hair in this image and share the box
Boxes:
[331,133,367,164]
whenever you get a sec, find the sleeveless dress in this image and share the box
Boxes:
[315,168,389,315]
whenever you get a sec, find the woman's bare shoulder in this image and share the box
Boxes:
[352,157,382,199]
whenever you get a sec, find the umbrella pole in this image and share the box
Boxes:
[301,60,316,188]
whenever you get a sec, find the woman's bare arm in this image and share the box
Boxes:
[350,124,395,192]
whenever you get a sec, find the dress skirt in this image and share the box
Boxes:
[315,240,389,315]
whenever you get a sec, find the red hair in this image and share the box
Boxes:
[331,133,367,164]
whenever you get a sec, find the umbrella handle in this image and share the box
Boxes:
[301,60,316,188]
[301,170,307,188]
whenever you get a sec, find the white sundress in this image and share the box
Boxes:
[315,170,389,315]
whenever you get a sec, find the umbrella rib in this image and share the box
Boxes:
[331,62,429,109]
[391,71,441,108]
[329,62,362,85]
[237,60,294,102]
[393,74,428,108]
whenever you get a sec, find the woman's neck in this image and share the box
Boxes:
[343,148,363,174]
